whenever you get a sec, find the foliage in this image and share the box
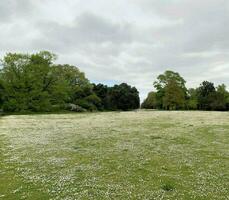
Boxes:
[143,71,229,111]
[92,83,110,110]
[211,84,229,111]
[0,52,60,112]
[1,51,228,112]
[196,81,216,110]
[109,83,140,111]
[0,80,4,109]
[186,88,198,110]
[93,83,140,111]
[141,91,157,109]
[153,70,187,110]
[163,79,186,110]
[0,52,140,113]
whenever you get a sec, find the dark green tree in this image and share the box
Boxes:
[0,80,4,109]
[93,83,140,111]
[196,81,216,110]
[109,83,140,111]
[210,84,229,111]
[92,83,110,110]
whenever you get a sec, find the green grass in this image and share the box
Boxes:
[0,111,228,199]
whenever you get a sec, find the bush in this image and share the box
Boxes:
[65,103,87,112]
[2,98,19,112]
[74,99,96,111]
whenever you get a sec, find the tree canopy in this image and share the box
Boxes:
[142,71,229,111]
[152,70,187,110]
[93,83,140,111]
[141,91,157,109]
[0,51,140,113]
[0,52,228,113]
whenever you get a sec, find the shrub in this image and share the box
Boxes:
[65,103,86,112]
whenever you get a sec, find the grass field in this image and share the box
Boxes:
[0,111,228,200]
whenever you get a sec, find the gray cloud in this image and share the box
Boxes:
[32,12,133,54]
[0,0,228,101]
[0,0,36,23]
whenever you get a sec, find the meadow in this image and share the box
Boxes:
[0,111,228,199]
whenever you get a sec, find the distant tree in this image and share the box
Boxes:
[0,80,4,109]
[227,90,229,110]
[53,64,100,111]
[197,81,216,110]
[109,83,140,111]
[162,79,186,110]
[187,88,198,110]
[92,83,110,110]
[93,83,140,111]
[154,70,187,110]
[210,84,228,111]
[141,91,157,109]
[5,51,229,113]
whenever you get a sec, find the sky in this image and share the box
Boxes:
[0,0,229,101]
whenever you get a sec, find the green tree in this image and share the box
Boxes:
[93,83,140,111]
[154,70,187,110]
[141,91,157,109]
[187,88,198,110]
[210,84,228,111]
[92,83,110,110]
[52,64,101,111]
[0,51,141,113]
[109,83,140,111]
[0,51,60,112]
[0,52,101,112]
[197,81,216,110]
[163,79,186,110]
[0,80,4,109]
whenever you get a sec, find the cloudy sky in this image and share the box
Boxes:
[0,0,228,100]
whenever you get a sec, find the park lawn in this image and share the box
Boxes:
[0,111,228,199]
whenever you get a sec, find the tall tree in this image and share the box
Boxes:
[210,84,229,111]
[187,88,198,110]
[0,52,99,112]
[0,80,4,109]
[92,83,110,110]
[163,79,186,110]
[109,83,140,111]
[54,65,92,96]
[0,51,60,112]
[154,70,187,110]
[141,91,157,109]
[197,81,216,110]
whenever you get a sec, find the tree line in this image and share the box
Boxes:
[0,51,140,113]
[0,51,228,113]
[142,70,229,111]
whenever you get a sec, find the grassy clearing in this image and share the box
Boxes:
[0,111,228,199]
